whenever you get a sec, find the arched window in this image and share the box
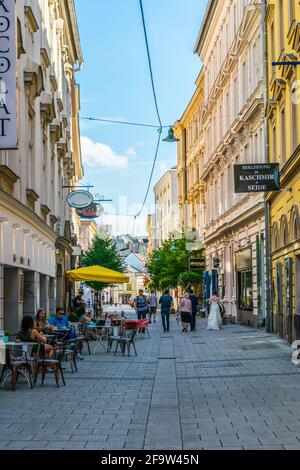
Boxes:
[272,223,279,251]
[289,205,300,241]
[280,215,289,247]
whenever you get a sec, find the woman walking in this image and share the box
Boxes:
[180,293,192,333]
[207,291,223,330]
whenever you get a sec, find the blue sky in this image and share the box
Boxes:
[74,0,208,234]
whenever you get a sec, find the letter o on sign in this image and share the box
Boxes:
[0,56,10,73]
[0,16,10,33]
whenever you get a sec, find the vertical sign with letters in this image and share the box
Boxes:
[0,0,17,148]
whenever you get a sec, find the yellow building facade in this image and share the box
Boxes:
[267,0,300,342]
[174,70,205,239]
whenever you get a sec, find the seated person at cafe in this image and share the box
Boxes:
[49,307,69,328]
[79,304,97,327]
[17,316,55,359]
[34,309,52,332]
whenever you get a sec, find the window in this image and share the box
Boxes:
[291,86,298,153]
[288,0,295,26]
[238,271,253,311]
[279,0,284,51]
[281,107,286,165]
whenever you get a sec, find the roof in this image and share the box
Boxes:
[193,0,218,56]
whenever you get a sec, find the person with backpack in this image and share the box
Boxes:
[159,288,174,332]
[134,289,149,320]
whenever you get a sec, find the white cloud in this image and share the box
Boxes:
[126,147,136,157]
[81,136,128,169]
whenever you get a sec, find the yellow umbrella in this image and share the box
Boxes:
[65,265,129,284]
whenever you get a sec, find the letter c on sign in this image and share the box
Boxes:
[0,16,10,33]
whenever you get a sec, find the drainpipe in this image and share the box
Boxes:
[262,0,272,333]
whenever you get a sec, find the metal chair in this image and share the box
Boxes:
[35,345,66,388]
[114,329,138,356]
[0,343,40,390]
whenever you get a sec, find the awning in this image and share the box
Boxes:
[65,266,129,284]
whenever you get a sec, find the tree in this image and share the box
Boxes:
[80,234,125,292]
[147,234,205,291]
[178,271,203,289]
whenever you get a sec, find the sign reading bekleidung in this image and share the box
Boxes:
[0,0,17,148]
[234,164,280,193]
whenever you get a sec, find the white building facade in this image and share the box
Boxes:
[153,167,179,249]
[195,0,266,326]
[0,0,83,332]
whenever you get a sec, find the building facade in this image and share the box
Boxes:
[79,220,98,253]
[194,0,266,326]
[174,70,205,241]
[0,0,83,332]
[267,0,300,342]
[153,167,179,249]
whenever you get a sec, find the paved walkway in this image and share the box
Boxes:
[1,318,300,450]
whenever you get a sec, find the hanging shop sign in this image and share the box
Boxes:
[66,190,93,209]
[0,0,17,148]
[76,203,104,219]
[234,164,280,193]
[189,258,206,271]
[235,247,252,271]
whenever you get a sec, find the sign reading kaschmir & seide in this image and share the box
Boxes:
[0,0,17,148]
[234,164,280,193]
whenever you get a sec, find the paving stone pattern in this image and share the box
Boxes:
[1,319,300,450]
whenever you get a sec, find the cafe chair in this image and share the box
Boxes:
[35,346,66,388]
[114,329,138,357]
[0,343,40,391]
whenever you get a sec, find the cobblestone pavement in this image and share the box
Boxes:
[1,318,300,450]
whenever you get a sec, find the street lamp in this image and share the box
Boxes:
[162,127,180,143]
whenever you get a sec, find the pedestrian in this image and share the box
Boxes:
[134,289,149,320]
[149,290,158,323]
[159,288,174,332]
[73,290,83,319]
[189,289,199,332]
[180,293,192,332]
[207,291,224,330]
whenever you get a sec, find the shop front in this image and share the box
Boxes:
[235,247,254,326]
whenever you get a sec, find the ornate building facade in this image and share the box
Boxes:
[267,0,300,343]
[174,70,205,240]
[0,0,83,332]
[194,0,266,326]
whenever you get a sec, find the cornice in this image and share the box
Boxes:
[0,189,57,241]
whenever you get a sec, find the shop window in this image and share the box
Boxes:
[237,271,253,311]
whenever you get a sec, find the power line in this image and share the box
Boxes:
[139,0,162,129]
[132,128,162,235]
[130,0,164,235]
[81,116,170,129]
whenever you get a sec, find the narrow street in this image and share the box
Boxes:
[1,319,300,450]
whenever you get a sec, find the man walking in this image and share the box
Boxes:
[159,289,174,332]
[149,290,158,323]
[134,289,149,320]
[189,289,199,332]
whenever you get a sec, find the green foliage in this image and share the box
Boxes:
[178,271,203,289]
[147,234,205,290]
[80,234,125,291]
[147,235,189,290]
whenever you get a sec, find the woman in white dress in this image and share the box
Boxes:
[207,291,223,330]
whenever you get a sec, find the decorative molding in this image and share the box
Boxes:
[40,48,51,68]
[0,165,19,195]
[24,6,39,34]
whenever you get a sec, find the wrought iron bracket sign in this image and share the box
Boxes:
[76,203,104,219]
[0,0,17,148]
[234,164,280,193]
[66,190,94,209]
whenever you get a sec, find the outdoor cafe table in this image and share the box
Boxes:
[85,325,116,354]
